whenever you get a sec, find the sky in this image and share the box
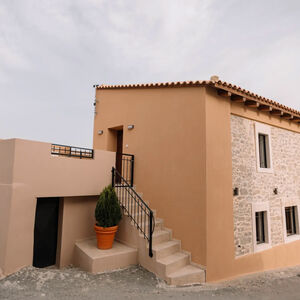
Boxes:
[0,0,300,147]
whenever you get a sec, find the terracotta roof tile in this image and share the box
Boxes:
[97,79,300,117]
[97,80,208,90]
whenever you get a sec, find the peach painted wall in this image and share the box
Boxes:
[58,196,99,267]
[0,138,114,276]
[0,140,15,274]
[205,86,300,282]
[93,85,300,282]
[204,86,235,281]
[93,87,207,267]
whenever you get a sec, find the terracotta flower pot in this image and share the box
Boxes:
[94,224,118,249]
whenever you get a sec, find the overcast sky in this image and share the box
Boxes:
[1,0,300,147]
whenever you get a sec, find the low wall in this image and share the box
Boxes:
[0,138,115,276]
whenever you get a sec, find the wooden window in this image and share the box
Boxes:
[258,133,268,168]
[255,211,266,244]
[285,206,298,236]
[255,122,273,173]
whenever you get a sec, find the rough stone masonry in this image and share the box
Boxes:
[231,114,300,257]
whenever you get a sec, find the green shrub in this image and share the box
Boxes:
[95,185,122,227]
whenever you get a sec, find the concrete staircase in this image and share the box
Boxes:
[74,185,205,286]
[118,188,206,286]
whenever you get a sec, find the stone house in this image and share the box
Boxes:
[93,76,300,282]
[1,76,300,285]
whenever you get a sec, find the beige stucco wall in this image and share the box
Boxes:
[0,138,114,276]
[93,87,207,266]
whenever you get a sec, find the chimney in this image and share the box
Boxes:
[210,75,219,82]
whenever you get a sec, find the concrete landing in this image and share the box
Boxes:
[74,238,137,274]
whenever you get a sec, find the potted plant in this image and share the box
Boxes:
[94,185,122,249]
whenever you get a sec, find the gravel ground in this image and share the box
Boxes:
[1,264,300,299]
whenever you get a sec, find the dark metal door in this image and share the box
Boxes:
[33,198,59,268]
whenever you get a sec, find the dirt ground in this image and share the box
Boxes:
[1,264,300,300]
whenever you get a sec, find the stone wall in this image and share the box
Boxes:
[231,114,300,257]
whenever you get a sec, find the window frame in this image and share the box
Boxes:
[282,203,300,243]
[255,122,273,173]
[252,202,271,253]
[256,211,266,244]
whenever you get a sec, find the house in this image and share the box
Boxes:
[2,75,300,285]
[93,76,300,283]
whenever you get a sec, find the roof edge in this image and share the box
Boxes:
[96,78,300,119]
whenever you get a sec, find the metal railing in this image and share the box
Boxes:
[119,153,134,187]
[112,167,155,257]
[51,144,94,159]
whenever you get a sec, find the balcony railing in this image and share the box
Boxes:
[51,144,94,159]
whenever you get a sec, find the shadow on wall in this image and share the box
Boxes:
[57,196,99,268]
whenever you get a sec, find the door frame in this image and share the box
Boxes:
[33,197,60,268]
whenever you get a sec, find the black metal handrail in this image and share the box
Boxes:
[51,144,94,159]
[112,167,155,257]
[120,153,134,187]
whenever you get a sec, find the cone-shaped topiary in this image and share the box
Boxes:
[95,185,122,227]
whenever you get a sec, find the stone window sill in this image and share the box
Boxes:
[284,234,300,244]
[257,167,273,174]
[253,242,271,253]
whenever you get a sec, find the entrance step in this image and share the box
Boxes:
[153,240,180,259]
[157,252,190,275]
[74,238,137,274]
[167,265,205,286]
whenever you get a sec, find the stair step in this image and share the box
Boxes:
[153,240,180,259]
[117,192,144,201]
[167,265,205,286]
[152,230,171,245]
[139,217,163,229]
[151,218,163,231]
[123,208,156,219]
[157,252,189,275]
[115,185,136,191]
[116,186,207,286]
[119,201,149,208]
[118,194,144,200]
[136,218,163,235]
